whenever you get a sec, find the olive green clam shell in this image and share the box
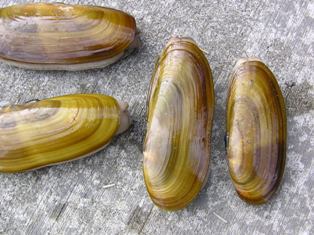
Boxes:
[0,3,137,70]
[143,37,215,210]
[226,58,287,204]
[0,94,130,173]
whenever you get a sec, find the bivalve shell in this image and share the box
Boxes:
[226,58,287,204]
[143,37,215,210]
[0,3,137,70]
[0,94,130,173]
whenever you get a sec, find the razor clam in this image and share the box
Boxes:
[143,37,215,210]
[0,3,138,71]
[226,58,287,204]
[0,94,130,173]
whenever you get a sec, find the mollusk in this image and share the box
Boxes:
[143,37,215,210]
[0,3,137,71]
[0,94,130,173]
[226,58,287,204]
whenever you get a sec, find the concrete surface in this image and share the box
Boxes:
[0,0,313,234]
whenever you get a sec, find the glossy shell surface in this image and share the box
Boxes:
[0,3,137,70]
[0,94,130,173]
[226,58,287,204]
[143,37,215,210]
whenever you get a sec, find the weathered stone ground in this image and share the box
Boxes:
[0,0,313,234]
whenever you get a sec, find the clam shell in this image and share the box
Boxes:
[0,3,137,71]
[143,37,215,210]
[0,94,130,173]
[226,58,287,204]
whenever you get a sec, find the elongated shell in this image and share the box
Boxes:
[143,37,215,210]
[0,94,130,173]
[0,3,137,71]
[226,58,287,204]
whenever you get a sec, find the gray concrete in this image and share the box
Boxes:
[0,0,313,234]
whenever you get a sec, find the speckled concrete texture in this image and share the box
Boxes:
[0,0,313,234]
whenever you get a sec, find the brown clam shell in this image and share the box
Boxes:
[226,58,287,204]
[0,3,137,70]
[0,94,130,173]
[143,37,215,210]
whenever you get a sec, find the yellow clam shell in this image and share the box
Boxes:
[227,58,287,204]
[143,37,215,210]
[0,94,130,173]
[0,3,138,70]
